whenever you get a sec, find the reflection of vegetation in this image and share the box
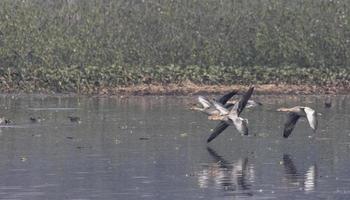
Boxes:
[1,0,350,92]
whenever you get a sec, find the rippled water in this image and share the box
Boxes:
[0,94,349,200]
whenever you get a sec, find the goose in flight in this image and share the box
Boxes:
[190,90,237,116]
[207,86,254,143]
[227,99,262,108]
[277,106,318,138]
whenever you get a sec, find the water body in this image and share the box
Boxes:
[0,94,349,200]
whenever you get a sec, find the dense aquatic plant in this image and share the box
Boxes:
[0,0,350,92]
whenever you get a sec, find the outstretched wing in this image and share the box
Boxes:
[207,121,230,143]
[231,86,254,116]
[198,96,211,108]
[283,112,300,138]
[217,90,237,105]
[224,103,235,109]
[212,101,229,115]
[304,107,318,131]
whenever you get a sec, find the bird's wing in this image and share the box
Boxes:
[213,101,229,115]
[217,90,238,105]
[304,107,318,131]
[198,96,211,108]
[224,103,235,109]
[207,121,230,143]
[283,112,300,138]
[231,116,249,135]
[231,86,254,116]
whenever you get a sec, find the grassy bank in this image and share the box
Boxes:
[0,0,350,94]
[0,65,349,94]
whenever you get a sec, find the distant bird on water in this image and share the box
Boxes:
[190,90,237,116]
[68,116,81,123]
[324,98,332,108]
[30,116,43,123]
[206,86,255,143]
[277,106,318,138]
[0,117,11,125]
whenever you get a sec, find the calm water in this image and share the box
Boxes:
[0,94,349,200]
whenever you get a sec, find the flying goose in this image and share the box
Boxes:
[277,106,318,138]
[227,99,262,108]
[207,86,254,143]
[190,90,237,116]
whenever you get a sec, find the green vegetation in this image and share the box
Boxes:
[0,0,350,93]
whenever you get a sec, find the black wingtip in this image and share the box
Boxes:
[207,137,214,143]
[283,133,289,138]
[207,136,214,143]
[247,86,255,94]
[229,90,239,96]
[218,90,238,104]
[207,132,219,143]
[206,121,229,143]
[236,86,255,115]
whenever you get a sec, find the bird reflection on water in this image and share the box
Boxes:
[282,154,317,193]
[198,147,254,197]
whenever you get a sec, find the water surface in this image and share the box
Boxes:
[0,94,349,200]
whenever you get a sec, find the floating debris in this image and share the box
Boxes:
[32,134,42,137]
[180,133,188,137]
[76,146,91,149]
[139,137,150,140]
[119,125,128,130]
[115,138,121,144]
[20,157,27,162]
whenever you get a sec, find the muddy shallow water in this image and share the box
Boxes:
[0,94,349,200]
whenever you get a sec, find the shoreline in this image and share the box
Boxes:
[110,84,349,95]
[1,83,348,96]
